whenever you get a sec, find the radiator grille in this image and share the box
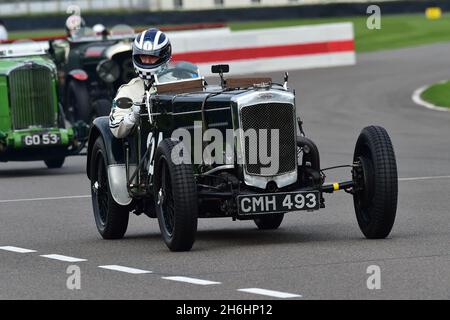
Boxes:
[8,64,56,129]
[240,103,296,176]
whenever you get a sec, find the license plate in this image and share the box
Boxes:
[237,191,320,215]
[22,132,61,147]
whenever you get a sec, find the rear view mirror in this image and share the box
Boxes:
[212,64,229,88]
[211,64,229,74]
[116,97,133,109]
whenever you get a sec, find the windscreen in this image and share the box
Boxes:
[155,61,201,84]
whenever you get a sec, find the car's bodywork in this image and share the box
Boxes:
[87,63,398,251]
[0,42,82,166]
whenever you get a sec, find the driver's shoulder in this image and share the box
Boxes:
[115,77,144,100]
[121,77,144,89]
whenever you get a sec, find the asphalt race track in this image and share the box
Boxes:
[1,43,449,300]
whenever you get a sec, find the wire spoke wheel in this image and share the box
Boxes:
[353,155,375,225]
[353,126,398,239]
[90,136,129,239]
[154,139,198,252]
[158,159,176,236]
[94,153,109,226]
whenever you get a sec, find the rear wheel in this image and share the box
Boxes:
[44,157,65,169]
[353,126,398,239]
[90,136,129,239]
[154,139,198,252]
[254,213,284,230]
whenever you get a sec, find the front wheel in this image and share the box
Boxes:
[353,126,398,239]
[90,136,130,239]
[154,139,198,252]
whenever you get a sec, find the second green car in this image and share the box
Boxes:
[0,41,85,168]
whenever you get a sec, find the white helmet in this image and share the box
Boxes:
[93,24,106,36]
[65,15,85,34]
[132,28,172,80]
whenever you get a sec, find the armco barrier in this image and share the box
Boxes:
[171,23,356,76]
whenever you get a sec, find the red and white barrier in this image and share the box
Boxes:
[171,23,355,76]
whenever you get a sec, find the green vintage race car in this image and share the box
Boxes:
[87,64,398,252]
[0,41,85,168]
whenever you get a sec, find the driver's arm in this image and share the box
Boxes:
[109,103,138,139]
[109,78,142,139]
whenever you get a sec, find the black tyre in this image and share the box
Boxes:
[254,213,284,230]
[353,126,398,239]
[67,80,91,123]
[93,99,112,118]
[154,139,198,252]
[57,103,67,128]
[44,157,65,169]
[90,136,129,239]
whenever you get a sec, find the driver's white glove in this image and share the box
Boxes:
[123,105,140,126]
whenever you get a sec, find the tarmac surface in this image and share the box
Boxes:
[1,43,449,299]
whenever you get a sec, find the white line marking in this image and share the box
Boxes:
[0,246,36,253]
[412,82,450,112]
[98,265,152,274]
[0,195,90,204]
[0,175,445,204]
[40,254,87,262]
[161,276,221,285]
[238,288,302,299]
[399,175,450,182]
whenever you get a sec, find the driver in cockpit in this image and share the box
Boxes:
[109,28,172,139]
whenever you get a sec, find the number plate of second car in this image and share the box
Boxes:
[237,191,320,215]
[22,132,61,147]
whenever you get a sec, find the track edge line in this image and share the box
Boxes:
[412,81,450,112]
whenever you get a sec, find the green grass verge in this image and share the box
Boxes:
[8,29,66,40]
[229,14,450,52]
[421,81,450,108]
[7,13,450,52]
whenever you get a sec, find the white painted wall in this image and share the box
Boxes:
[171,23,354,52]
[168,23,356,75]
